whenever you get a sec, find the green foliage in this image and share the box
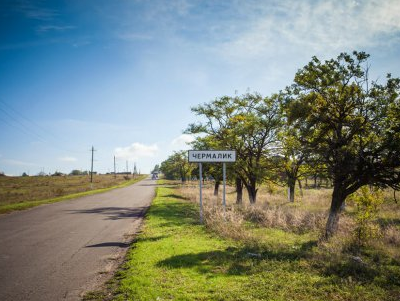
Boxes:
[160,151,195,181]
[187,92,282,203]
[151,164,160,174]
[70,169,85,176]
[350,186,384,247]
[285,51,400,236]
[52,171,64,176]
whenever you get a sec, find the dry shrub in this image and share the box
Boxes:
[203,205,256,244]
[241,204,325,233]
[383,225,400,246]
[53,187,65,196]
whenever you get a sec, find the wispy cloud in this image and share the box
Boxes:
[114,143,158,160]
[2,159,39,167]
[215,0,400,61]
[36,25,76,34]
[171,134,194,150]
[11,1,58,21]
[58,156,77,162]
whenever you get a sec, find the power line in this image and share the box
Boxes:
[0,98,86,154]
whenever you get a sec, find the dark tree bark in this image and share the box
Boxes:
[245,176,258,204]
[288,176,296,202]
[235,177,243,204]
[325,183,347,238]
[298,179,303,197]
[214,180,220,196]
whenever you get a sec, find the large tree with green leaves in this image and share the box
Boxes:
[160,151,195,182]
[187,92,281,203]
[286,51,400,237]
[277,126,308,202]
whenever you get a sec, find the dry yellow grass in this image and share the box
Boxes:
[0,174,142,206]
[178,180,400,253]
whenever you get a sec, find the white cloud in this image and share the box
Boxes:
[58,156,77,162]
[114,143,159,160]
[171,134,195,150]
[216,0,400,61]
[2,159,39,167]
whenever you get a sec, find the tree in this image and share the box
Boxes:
[277,127,308,202]
[286,51,400,238]
[151,164,160,174]
[70,169,83,176]
[160,151,195,182]
[187,92,281,203]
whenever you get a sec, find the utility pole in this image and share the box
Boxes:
[114,156,116,178]
[90,146,96,183]
[126,160,129,173]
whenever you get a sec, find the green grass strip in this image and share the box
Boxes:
[104,184,395,301]
[0,175,147,214]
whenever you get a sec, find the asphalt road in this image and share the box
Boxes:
[0,178,156,301]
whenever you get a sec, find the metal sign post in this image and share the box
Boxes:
[199,163,203,223]
[223,162,226,214]
[188,150,236,223]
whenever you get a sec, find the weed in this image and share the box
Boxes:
[350,187,384,248]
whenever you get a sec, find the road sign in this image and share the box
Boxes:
[189,150,236,223]
[188,150,236,163]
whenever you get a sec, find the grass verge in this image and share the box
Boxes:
[0,175,147,214]
[87,181,399,301]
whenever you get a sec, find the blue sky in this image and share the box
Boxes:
[1,0,400,176]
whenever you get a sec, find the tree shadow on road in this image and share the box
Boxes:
[67,206,149,220]
[85,242,131,248]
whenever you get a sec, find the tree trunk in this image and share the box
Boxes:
[245,176,258,204]
[314,174,317,188]
[340,200,346,212]
[246,183,257,204]
[288,177,295,202]
[214,180,220,196]
[235,177,243,204]
[325,186,346,239]
[298,179,303,197]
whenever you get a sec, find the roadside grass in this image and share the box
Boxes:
[0,174,147,214]
[92,180,399,300]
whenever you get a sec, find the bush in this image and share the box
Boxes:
[350,186,384,248]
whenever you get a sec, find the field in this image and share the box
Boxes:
[86,180,400,301]
[0,174,147,214]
